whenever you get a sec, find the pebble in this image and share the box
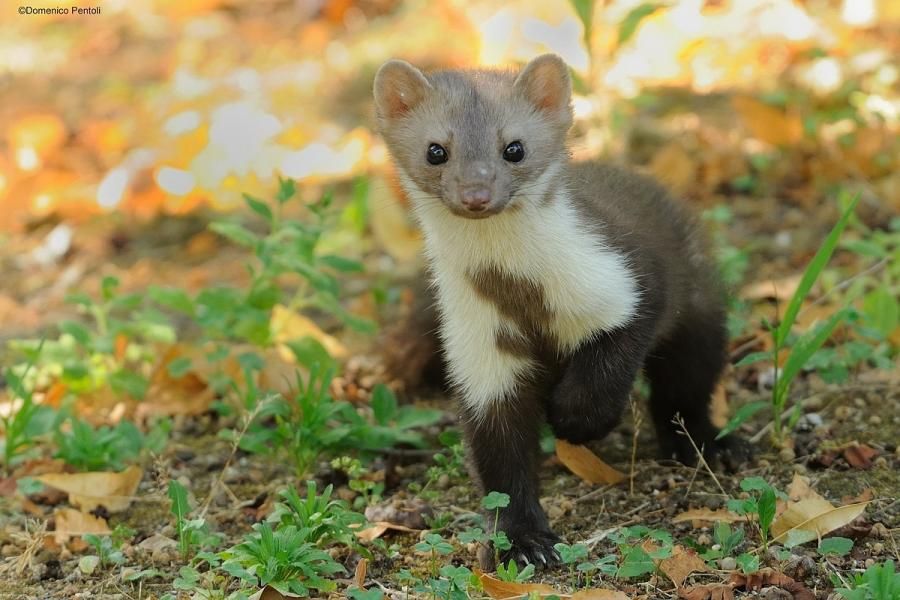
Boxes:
[779,447,796,462]
[436,474,450,489]
[873,456,888,468]
[697,533,711,546]
[834,405,853,420]
[865,558,876,567]
[871,523,889,538]
[869,415,882,425]
[805,396,823,410]
[719,556,737,570]
[872,543,884,553]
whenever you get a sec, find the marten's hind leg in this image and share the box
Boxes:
[644,309,752,470]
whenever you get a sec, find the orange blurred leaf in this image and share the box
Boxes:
[53,507,111,544]
[555,439,625,485]
[732,96,803,147]
[36,465,143,513]
[477,570,560,599]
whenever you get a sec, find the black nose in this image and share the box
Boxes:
[460,186,491,211]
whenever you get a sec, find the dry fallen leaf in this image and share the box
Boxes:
[270,304,347,359]
[36,465,143,513]
[353,557,368,589]
[677,583,735,600]
[672,508,749,527]
[730,569,814,600]
[555,439,626,485]
[772,476,870,546]
[772,498,869,547]
[53,507,110,544]
[355,521,420,542]
[477,570,559,599]
[660,545,710,588]
[842,443,879,470]
[732,96,803,147]
[570,588,630,599]
[710,383,728,428]
[369,173,423,262]
[740,275,802,301]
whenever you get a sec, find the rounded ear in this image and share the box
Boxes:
[374,60,433,120]
[514,54,572,120]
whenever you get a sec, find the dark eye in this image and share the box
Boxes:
[503,141,525,163]
[426,143,448,165]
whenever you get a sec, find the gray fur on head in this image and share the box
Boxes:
[373,54,573,218]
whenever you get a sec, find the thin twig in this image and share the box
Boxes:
[672,414,728,497]
[199,401,262,519]
[629,396,643,496]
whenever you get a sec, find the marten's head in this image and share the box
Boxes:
[374,54,573,219]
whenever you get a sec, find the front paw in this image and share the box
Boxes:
[547,408,598,445]
[668,433,754,472]
[478,527,562,571]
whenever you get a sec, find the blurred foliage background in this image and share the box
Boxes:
[1,0,898,338]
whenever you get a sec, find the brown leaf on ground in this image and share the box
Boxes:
[555,439,626,485]
[710,384,728,428]
[370,172,423,262]
[35,465,143,513]
[730,569,814,600]
[571,589,630,599]
[354,521,420,542]
[740,275,801,301]
[476,570,560,599]
[139,345,215,419]
[842,443,879,469]
[649,142,696,197]
[672,508,749,527]
[731,96,803,147]
[353,557,368,589]
[270,304,347,359]
[660,546,710,588]
[772,476,870,546]
[53,507,110,544]
[678,583,735,600]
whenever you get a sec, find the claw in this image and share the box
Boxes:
[519,553,529,565]
[536,552,546,564]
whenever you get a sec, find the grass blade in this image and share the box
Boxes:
[775,192,858,346]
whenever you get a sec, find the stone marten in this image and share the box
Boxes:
[373,54,751,568]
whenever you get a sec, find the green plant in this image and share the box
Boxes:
[83,533,125,569]
[733,193,860,444]
[1,346,56,471]
[54,416,168,471]
[220,523,345,597]
[554,542,590,586]
[835,560,900,600]
[238,368,442,478]
[702,521,746,562]
[576,555,617,587]
[415,533,454,580]
[205,178,374,347]
[267,480,366,552]
[727,477,780,551]
[168,480,222,561]
[332,456,384,508]
[348,589,385,600]
[481,492,513,567]
[819,537,854,557]
[496,559,535,583]
[608,526,674,580]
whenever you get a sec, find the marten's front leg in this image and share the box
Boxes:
[460,392,561,569]
[547,324,654,444]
